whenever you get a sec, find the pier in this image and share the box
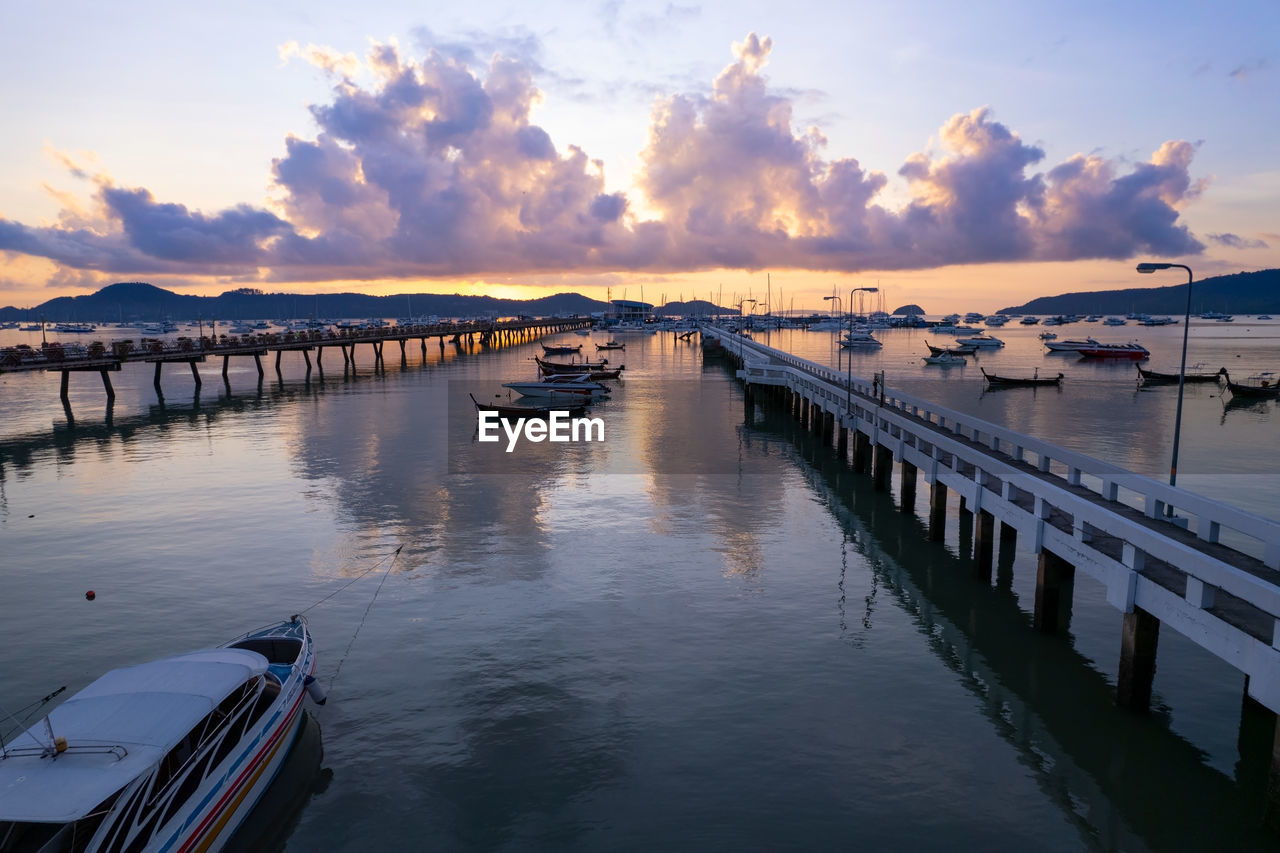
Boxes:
[0,317,589,405]
[705,325,1280,828]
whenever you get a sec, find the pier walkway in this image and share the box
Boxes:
[0,317,589,403]
[703,326,1280,727]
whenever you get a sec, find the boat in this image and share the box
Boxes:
[1076,342,1149,360]
[839,331,883,348]
[51,322,96,334]
[535,357,623,380]
[980,367,1063,388]
[501,375,611,400]
[922,352,965,366]
[1102,317,1127,326]
[1039,332,1058,340]
[1221,371,1280,399]
[1019,316,1040,325]
[470,393,586,419]
[541,344,583,355]
[534,356,613,374]
[595,340,625,350]
[954,334,1004,348]
[1137,365,1226,384]
[925,340,976,356]
[0,617,323,853]
[1044,337,1101,352]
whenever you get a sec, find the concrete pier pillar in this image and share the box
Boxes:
[275,349,283,378]
[1033,549,1076,633]
[853,431,872,474]
[60,370,69,401]
[974,510,995,582]
[800,397,810,429]
[872,444,892,491]
[791,390,800,419]
[222,355,230,379]
[153,361,163,393]
[190,361,202,387]
[821,410,834,445]
[837,425,848,458]
[929,481,947,542]
[1116,606,1160,713]
[900,461,918,513]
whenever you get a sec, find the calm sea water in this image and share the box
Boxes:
[2,319,1279,851]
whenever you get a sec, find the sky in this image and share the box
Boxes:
[0,0,1276,314]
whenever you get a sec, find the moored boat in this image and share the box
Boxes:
[0,617,322,853]
[471,393,587,419]
[839,331,882,348]
[980,367,1063,387]
[954,334,1004,348]
[541,344,583,355]
[1137,365,1226,384]
[1044,337,1100,352]
[1221,371,1280,399]
[595,340,625,350]
[535,357,623,380]
[502,374,611,400]
[1076,342,1149,360]
[922,352,965,366]
[925,340,976,356]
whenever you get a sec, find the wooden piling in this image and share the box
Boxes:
[100,369,115,400]
[190,361,202,387]
[59,370,69,402]
[929,481,947,542]
[872,444,892,491]
[1033,549,1076,633]
[1116,606,1160,713]
[900,461,918,514]
[153,361,163,393]
[974,510,995,582]
[253,354,264,378]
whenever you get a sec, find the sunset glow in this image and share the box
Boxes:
[1,2,1275,313]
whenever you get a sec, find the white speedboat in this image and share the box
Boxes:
[838,331,883,349]
[1044,337,1100,352]
[954,334,1004,348]
[922,352,965,366]
[0,617,323,853]
[502,374,611,401]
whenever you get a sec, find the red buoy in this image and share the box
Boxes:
[85,590,96,601]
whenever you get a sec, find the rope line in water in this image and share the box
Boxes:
[298,545,403,616]
[329,544,403,689]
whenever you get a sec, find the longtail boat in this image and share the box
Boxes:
[1221,371,1280,399]
[980,367,1063,388]
[1137,365,1226,384]
[541,343,583,355]
[925,339,976,356]
[535,356,623,379]
[470,393,586,418]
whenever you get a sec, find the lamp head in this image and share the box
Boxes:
[1136,262,1172,274]
[823,296,836,301]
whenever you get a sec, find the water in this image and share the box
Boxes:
[2,321,1279,851]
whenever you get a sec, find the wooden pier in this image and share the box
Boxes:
[706,325,1280,829]
[0,317,589,404]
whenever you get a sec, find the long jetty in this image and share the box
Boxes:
[704,325,1280,829]
[0,317,589,402]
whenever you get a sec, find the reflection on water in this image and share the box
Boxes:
[2,329,1279,850]
[229,711,328,852]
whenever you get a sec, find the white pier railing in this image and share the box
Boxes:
[703,326,1280,712]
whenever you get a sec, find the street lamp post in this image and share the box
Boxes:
[848,286,879,405]
[824,295,843,374]
[1136,262,1193,515]
[736,299,755,331]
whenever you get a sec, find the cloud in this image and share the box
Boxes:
[1208,232,1269,250]
[0,32,1208,281]
[1229,59,1267,79]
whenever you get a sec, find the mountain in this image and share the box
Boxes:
[893,304,926,316]
[0,283,613,322]
[998,269,1280,315]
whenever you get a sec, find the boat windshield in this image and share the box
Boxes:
[1,794,117,853]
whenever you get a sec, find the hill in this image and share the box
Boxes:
[998,269,1280,315]
[0,283,614,322]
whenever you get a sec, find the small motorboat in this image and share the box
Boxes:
[595,340,625,350]
[542,344,583,355]
[1221,371,1280,399]
[1039,332,1058,340]
[839,331,883,349]
[925,340,975,356]
[502,374,611,400]
[0,617,323,853]
[471,393,586,419]
[980,367,1063,388]
[954,334,1004,348]
[1137,365,1226,385]
[535,357,623,380]
[923,352,965,366]
[1076,342,1149,360]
